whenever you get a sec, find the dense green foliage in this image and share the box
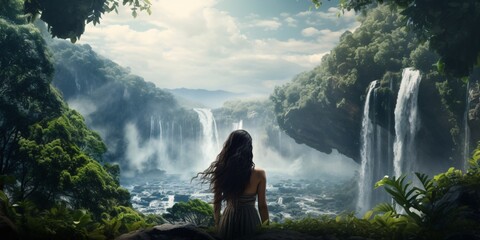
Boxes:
[0,5,164,239]
[13,109,131,213]
[313,0,480,77]
[21,0,151,42]
[0,190,164,239]
[0,18,62,189]
[163,199,214,227]
[1,8,129,217]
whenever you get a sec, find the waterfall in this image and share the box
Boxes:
[194,108,220,169]
[393,68,422,178]
[232,120,243,130]
[159,120,163,142]
[357,80,378,213]
[149,116,154,139]
[156,119,170,170]
[170,122,174,142]
[74,70,81,91]
[179,125,183,149]
[463,81,471,169]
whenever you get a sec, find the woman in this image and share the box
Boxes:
[196,130,269,239]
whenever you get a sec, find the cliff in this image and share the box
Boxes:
[49,41,202,175]
[271,5,468,168]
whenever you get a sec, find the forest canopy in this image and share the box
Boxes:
[313,0,480,77]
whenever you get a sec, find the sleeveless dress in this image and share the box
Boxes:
[218,194,261,239]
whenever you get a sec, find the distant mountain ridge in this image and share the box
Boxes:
[166,88,245,109]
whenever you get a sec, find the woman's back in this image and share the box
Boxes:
[218,169,268,239]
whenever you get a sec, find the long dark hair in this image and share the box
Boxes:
[194,130,254,204]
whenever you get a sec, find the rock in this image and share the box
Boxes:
[242,229,324,240]
[0,215,19,240]
[115,223,218,240]
[116,225,375,240]
[348,236,369,240]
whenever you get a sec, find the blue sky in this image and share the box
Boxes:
[81,0,359,97]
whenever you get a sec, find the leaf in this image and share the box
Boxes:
[373,203,396,214]
[363,210,373,220]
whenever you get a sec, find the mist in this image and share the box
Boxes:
[119,107,358,182]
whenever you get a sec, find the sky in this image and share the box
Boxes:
[80,0,359,97]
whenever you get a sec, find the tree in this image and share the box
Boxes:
[312,0,480,77]
[12,109,130,217]
[3,0,151,42]
[0,0,24,23]
[0,18,63,183]
[163,199,214,226]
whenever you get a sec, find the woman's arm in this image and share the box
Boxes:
[257,170,269,224]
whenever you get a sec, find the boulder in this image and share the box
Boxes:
[116,223,218,240]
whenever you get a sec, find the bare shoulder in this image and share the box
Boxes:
[253,168,266,179]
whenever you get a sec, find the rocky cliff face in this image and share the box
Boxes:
[278,84,362,161]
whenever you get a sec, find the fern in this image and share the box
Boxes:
[375,175,423,223]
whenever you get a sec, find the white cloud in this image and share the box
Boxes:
[301,27,320,36]
[80,1,358,95]
[249,19,282,31]
[284,16,298,27]
[297,10,312,17]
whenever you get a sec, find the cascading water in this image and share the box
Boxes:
[179,125,183,149]
[194,108,220,170]
[393,68,422,178]
[155,118,169,170]
[159,120,163,143]
[232,120,243,130]
[357,81,378,213]
[149,116,154,139]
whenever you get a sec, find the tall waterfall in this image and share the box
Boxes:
[194,108,220,169]
[393,68,422,178]
[149,116,154,139]
[357,81,378,213]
